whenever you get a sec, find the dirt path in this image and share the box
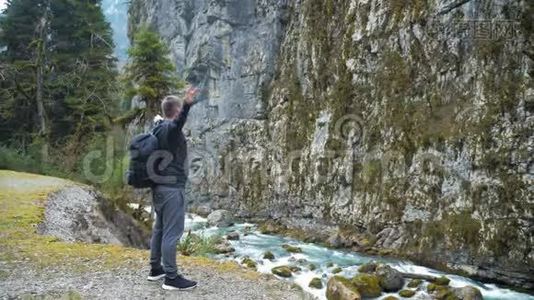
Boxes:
[0,170,308,300]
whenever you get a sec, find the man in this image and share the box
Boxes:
[147,87,198,291]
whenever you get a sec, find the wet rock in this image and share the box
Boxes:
[258,220,285,234]
[383,296,400,300]
[376,265,404,292]
[263,251,275,260]
[194,205,212,217]
[241,257,257,270]
[452,286,483,300]
[207,210,234,227]
[407,279,422,288]
[213,241,235,254]
[282,244,302,253]
[351,273,381,298]
[327,262,334,268]
[357,262,378,273]
[398,289,416,298]
[289,266,302,273]
[432,276,450,286]
[309,263,317,271]
[271,266,292,278]
[326,276,361,300]
[332,267,343,274]
[297,258,308,265]
[226,231,240,240]
[309,277,323,289]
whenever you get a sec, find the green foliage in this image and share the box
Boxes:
[177,232,221,257]
[123,26,183,119]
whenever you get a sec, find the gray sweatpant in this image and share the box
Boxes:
[150,186,186,279]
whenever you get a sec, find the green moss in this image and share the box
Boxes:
[309,263,317,271]
[282,244,303,253]
[263,251,275,260]
[407,279,422,288]
[332,267,343,274]
[271,266,293,278]
[433,276,450,286]
[309,277,323,289]
[399,289,416,298]
[241,257,257,270]
[351,273,382,298]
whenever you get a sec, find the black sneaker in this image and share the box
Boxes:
[147,267,166,281]
[162,275,197,291]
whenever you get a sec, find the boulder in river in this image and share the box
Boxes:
[271,266,293,278]
[332,267,343,274]
[407,279,422,288]
[241,257,257,270]
[432,276,450,286]
[376,264,404,292]
[398,289,416,298]
[357,261,378,273]
[263,251,275,260]
[207,210,234,227]
[351,273,381,298]
[326,276,361,300]
[452,286,483,300]
[213,240,235,254]
[282,244,303,253]
[309,277,323,289]
[226,231,240,240]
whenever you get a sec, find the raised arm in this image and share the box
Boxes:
[171,86,199,130]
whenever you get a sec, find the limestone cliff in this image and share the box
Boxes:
[129,0,534,290]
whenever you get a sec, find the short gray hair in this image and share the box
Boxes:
[161,95,182,118]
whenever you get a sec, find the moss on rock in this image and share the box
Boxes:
[407,279,422,288]
[282,244,303,253]
[326,276,362,300]
[271,266,293,278]
[309,277,323,289]
[351,273,382,298]
[241,257,257,270]
[263,251,275,260]
[399,289,416,298]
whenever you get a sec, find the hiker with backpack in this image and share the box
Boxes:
[128,87,199,290]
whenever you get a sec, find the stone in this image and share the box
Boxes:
[282,244,303,253]
[326,276,361,300]
[332,267,343,274]
[309,263,318,271]
[213,241,235,254]
[195,205,212,217]
[398,289,416,298]
[383,297,399,300]
[432,276,450,286]
[271,266,293,278]
[207,210,234,227]
[452,286,483,300]
[226,231,240,240]
[263,251,275,260]
[309,277,323,289]
[407,279,422,288]
[357,262,378,273]
[351,273,382,298]
[241,257,257,269]
[289,266,302,273]
[376,265,404,292]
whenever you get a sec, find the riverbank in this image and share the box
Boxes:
[0,170,306,299]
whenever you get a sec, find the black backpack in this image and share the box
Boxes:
[126,131,160,188]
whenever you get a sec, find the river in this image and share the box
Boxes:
[182,214,534,300]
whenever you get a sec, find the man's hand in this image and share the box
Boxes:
[184,86,200,105]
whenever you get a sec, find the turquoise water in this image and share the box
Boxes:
[184,215,534,300]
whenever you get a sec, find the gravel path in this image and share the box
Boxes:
[0,261,309,300]
[0,170,310,300]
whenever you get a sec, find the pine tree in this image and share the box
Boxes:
[48,0,117,143]
[0,0,50,148]
[122,26,182,122]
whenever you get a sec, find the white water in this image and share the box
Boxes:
[184,214,534,300]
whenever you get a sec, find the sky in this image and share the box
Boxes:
[0,0,5,11]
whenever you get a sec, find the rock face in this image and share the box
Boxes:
[38,185,150,248]
[129,0,534,290]
[207,209,234,227]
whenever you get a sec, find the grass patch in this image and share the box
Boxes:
[177,231,221,257]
